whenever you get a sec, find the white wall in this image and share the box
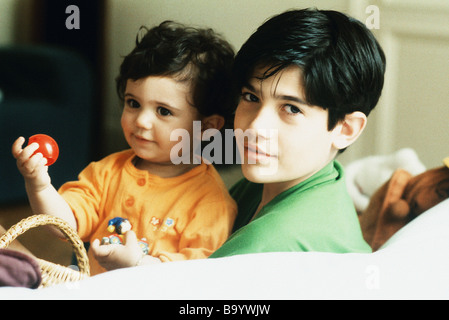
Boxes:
[361,0,449,168]
[0,0,34,44]
[0,0,17,44]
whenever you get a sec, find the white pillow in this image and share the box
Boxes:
[1,199,448,299]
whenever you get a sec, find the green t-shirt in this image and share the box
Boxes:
[210,161,371,258]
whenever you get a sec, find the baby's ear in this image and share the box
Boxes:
[201,114,225,132]
[331,111,367,150]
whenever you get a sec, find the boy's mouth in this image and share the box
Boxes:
[244,143,277,161]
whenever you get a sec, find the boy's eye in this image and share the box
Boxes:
[126,99,140,109]
[284,104,302,114]
[242,92,259,103]
[157,106,172,116]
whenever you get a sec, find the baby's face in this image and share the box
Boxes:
[121,76,201,168]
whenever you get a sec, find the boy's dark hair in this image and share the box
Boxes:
[233,8,386,130]
[116,21,235,122]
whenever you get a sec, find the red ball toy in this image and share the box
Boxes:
[28,134,59,166]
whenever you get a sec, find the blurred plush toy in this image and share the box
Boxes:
[359,157,449,251]
[101,217,149,254]
[345,148,426,213]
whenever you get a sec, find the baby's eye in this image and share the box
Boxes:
[125,99,140,109]
[157,106,172,116]
[242,92,259,103]
[284,104,302,114]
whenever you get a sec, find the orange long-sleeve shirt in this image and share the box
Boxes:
[59,149,237,275]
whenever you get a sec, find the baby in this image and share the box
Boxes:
[12,21,237,275]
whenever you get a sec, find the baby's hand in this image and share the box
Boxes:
[12,137,51,192]
[91,231,144,271]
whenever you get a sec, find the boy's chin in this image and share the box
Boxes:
[241,163,280,183]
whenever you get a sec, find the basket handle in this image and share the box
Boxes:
[0,214,89,276]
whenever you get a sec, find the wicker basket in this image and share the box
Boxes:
[0,214,90,288]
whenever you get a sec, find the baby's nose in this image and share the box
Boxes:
[135,110,155,129]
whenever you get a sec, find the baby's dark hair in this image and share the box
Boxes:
[233,8,386,130]
[116,21,235,122]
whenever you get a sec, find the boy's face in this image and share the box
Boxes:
[121,76,201,166]
[234,65,341,188]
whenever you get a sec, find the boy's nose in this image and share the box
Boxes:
[247,105,276,134]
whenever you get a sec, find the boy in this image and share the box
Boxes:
[211,8,386,258]
[12,21,237,274]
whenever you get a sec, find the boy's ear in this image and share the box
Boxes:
[332,111,367,150]
[201,114,225,132]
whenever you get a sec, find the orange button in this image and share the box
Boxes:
[125,196,135,207]
[137,178,146,186]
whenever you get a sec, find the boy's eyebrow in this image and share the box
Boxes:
[276,94,308,105]
[243,80,308,105]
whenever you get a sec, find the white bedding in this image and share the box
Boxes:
[1,198,449,300]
